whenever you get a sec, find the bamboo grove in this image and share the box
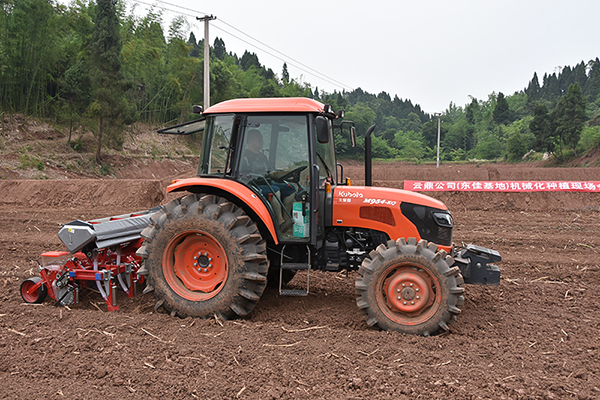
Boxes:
[2,0,600,163]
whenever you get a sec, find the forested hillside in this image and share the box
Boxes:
[2,0,600,164]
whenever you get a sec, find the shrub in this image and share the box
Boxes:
[18,154,45,171]
[576,126,600,154]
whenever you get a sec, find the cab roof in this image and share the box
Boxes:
[203,97,325,114]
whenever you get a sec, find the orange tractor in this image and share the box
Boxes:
[22,97,500,336]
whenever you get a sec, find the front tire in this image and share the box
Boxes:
[137,194,269,319]
[355,237,464,336]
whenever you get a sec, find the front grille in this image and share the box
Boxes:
[400,203,453,246]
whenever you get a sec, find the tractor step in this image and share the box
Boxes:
[279,289,309,296]
[281,263,309,270]
[279,245,311,296]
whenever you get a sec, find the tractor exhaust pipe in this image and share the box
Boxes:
[364,124,376,187]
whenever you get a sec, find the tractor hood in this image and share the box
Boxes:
[333,186,448,211]
[332,185,453,250]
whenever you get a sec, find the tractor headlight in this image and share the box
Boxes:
[433,212,453,228]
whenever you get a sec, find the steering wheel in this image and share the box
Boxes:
[272,165,308,183]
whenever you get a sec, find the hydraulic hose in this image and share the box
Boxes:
[115,252,130,295]
[93,257,108,301]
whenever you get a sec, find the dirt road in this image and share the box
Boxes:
[1,163,599,399]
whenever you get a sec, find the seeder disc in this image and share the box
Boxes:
[20,277,48,304]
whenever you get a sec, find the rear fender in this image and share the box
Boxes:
[167,177,278,244]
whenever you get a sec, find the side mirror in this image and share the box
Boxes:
[192,105,203,114]
[315,116,329,143]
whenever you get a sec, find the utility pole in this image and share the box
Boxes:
[434,113,442,168]
[197,15,216,109]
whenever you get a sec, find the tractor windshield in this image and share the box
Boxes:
[237,115,310,182]
[198,114,235,175]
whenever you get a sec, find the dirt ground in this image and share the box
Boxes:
[1,162,600,399]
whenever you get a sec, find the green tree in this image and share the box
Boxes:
[473,131,503,159]
[213,37,226,60]
[422,119,443,149]
[280,77,311,98]
[506,92,528,120]
[211,58,240,104]
[493,92,512,125]
[281,62,289,84]
[529,103,554,152]
[506,130,528,161]
[392,130,425,160]
[552,83,586,154]
[541,73,561,107]
[237,65,266,97]
[165,28,201,119]
[58,60,92,144]
[240,51,261,71]
[465,97,478,124]
[577,125,600,154]
[345,104,376,139]
[121,9,167,124]
[313,87,320,100]
[167,14,188,41]
[0,0,58,115]
[584,58,600,101]
[400,112,422,133]
[380,115,400,143]
[187,31,200,58]
[53,2,94,142]
[89,0,133,162]
[525,72,541,103]
[443,119,474,151]
[258,81,279,97]
[371,134,395,159]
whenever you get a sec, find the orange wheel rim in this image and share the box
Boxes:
[377,263,441,326]
[163,230,228,301]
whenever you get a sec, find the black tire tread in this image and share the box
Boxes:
[137,193,268,320]
[355,238,463,336]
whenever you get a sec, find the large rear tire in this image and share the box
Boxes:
[137,194,269,319]
[355,237,464,336]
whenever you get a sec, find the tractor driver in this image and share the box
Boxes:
[241,128,269,173]
[241,128,296,231]
[241,129,295,199]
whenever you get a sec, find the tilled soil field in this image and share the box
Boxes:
[1,163,599,399]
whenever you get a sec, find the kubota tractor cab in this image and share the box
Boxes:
[132,97,501,336]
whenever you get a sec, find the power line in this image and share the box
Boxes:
[151,1,352,89]
[150,0,208,16]
[210,23,353,91]
[133,0,353,91]
[133,0,197,20]
[214,19,353,91]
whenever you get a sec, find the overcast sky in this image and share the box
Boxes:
[123,0,600,113]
